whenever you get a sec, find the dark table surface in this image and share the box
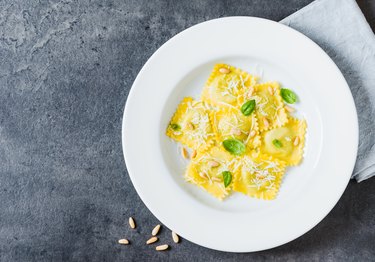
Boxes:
[1,0,374,261]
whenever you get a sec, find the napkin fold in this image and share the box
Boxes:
[280,0,375,182]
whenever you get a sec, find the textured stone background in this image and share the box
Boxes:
[0,0,374,261]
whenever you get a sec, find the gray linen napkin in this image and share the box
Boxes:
[280,0,375,182]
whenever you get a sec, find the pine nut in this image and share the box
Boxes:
[247,87,254,98]
[129,217,136,229]
[156,244,169,251]
[249,130,256,138]
[118,239,129,245]
[293,136,300,146]
[199,172,209,180]
[219,67,230,74]
[231,127,242,136]
[263,118,270,128]
[208,160,219,167]
[191,150,197,159]
[146,236,158,245]
[268,86,274,95]
[187,122,194,130]
[181,147,189,159]
[285,105,295,113]
[172,232,180,243]
[211,177,221,182]
[152,224,161,236]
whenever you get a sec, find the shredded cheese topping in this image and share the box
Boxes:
[167,64,306,201]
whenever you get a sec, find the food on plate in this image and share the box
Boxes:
[166,97,215,152]
[241,82,288,131]
[201,63,256,108]
[259,118,306,165]
[166,64,306,200]
[210,107,261,150]
[185,146,235,200]
[232,152,286,200]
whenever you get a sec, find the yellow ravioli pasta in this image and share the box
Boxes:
[185,146,236,200]
[260,117,306,165]
[233,153,286,200]
[211,107,260,150]
[201,63,256,109]
[166,64,307,202]
[243,82,288,131]
[166,97,215,151]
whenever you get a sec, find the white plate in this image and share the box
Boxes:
[122,17,358,252]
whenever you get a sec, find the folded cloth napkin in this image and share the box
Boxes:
[280,0,375,182]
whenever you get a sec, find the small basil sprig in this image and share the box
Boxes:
[272,139,283,148]
[280,88,298,104]
[170,123,181,131]
[222,139,245,155]
[241,99,256,116]
[222,171,232,187]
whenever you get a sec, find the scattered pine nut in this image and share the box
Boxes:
[219,67,230,74]
[118,239,129,245]
[181,147,189,159]
[231,127,242,136]
[146,236,158,245]
[172,232,180,243]
[199,172,209,180]
[263,118,270,128]
[268,86,274,95]
[249,130,256,138]
[187,122,194,130]
[152,224,161,236]
[191,150,197,159]
[211,177,221,182]
[156,244,169,251]
[293,136,300,146]
[285,105,295,113]
[129,217,136,229]
[208,160,219,167]
[247,87,254,98]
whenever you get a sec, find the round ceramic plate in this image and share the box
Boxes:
[122,17,358,252]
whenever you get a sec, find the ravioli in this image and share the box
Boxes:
[211,107,260,150]
[166,97,215,151]
[233,153,286,200]
[166,64,307,201]
[242,82,288,131]
[260,117,306,165]
[201,63,256,109]
[185,146,236,200]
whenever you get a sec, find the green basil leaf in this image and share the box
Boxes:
[280,88,298,104]
[272,139,283,148]
[222,139,245,155]
[222,171,232,188]
[241,99,256,116]
[170,123,181,131]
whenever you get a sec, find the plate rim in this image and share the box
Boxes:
[122,16,359,252]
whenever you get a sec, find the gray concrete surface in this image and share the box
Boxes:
[0,0,374,261]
